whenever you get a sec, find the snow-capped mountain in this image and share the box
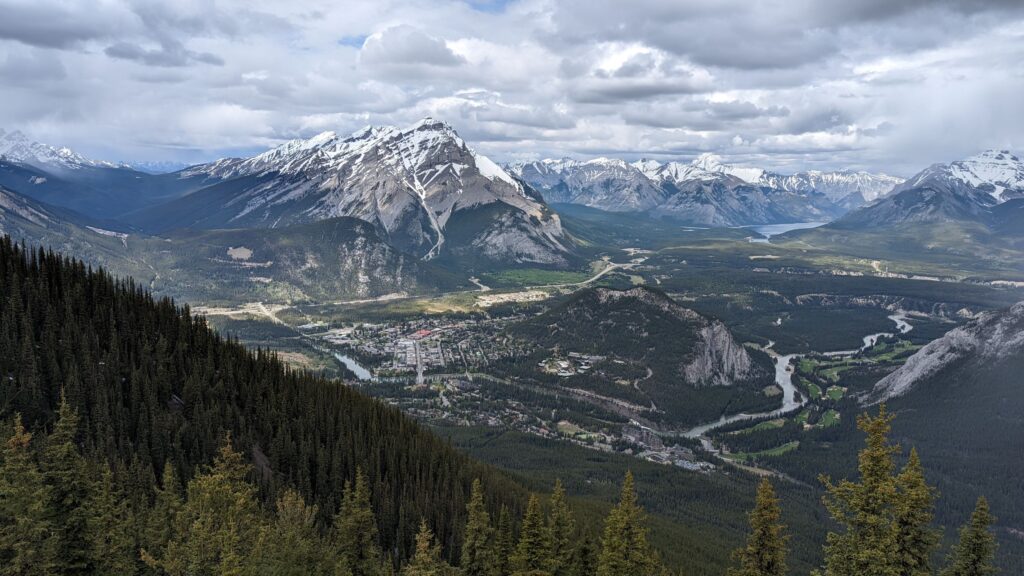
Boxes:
[510,153,867,226]
[638,154,901,204]
[507,158,664,211]
[121,160,192,174]
[634,153,767,186]
[832,150,1024,229]
[0,129,118,171]
[760,170,903,203]
[131,118,570,265]
[893,150,1024,203]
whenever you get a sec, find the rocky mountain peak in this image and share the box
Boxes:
[0,129,115,170]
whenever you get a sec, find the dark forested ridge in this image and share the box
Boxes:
[0,236,525,561]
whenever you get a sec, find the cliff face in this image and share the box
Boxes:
[683,321,755,387]
[864,301,1024,403]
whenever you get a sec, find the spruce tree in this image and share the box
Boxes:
[568,536,596,576]
[491,505,514,576]
[894,448,939,576]
[547,480,576,576]
[727,478,787,576]
[334,468,382,576]
[403,520,456,576]
[251,489,331,576]
[820,407,900,576]
[86,464,139,575]
[941,497,997,576]
[42,397,92,575]
[596,472,659,576]
[0,415,53,576]
[461,479,493,576]
[510,494,551,575]
[159,436,264,576]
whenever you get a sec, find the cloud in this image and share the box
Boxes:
[0,0,128,48]
[0,0,1021,174]
[359,25,465,68]
[105,40,224,67]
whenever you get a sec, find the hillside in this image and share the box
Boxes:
[0,236,525,560]
[509,286,776,426]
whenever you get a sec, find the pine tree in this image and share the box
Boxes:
[86,464,139,575]
[0,415,53,576]
[941,497,997,576]
[403,520,456,576]
[596,472,659,576]
[547,480,576,576]
[159,435,264,576]
[41,397,92,575]
[819,407,900,576]
[334,468,382,576]
[251,489,331,576]
[491,505,514,576]
[894,448,939,576]
[727,478,787,576]
[510,494,551,575]
[461,479,493,576]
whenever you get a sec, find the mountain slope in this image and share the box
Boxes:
[0,183,466,305]
[864,301,1024,403]
[128,119,571,266]
[853,302,1024,568]
[138,217,467,303]
[0,130,197,218]
[0,236,527,562]
[507,158,665,211]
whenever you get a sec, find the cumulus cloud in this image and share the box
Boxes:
[0,0,1021,173]
[360,25,465,68]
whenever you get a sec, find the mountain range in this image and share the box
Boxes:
[831,150,1024,229]
[508,154,904,226]
[2,121,1022,301]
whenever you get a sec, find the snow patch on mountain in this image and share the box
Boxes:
[0,129,119,170]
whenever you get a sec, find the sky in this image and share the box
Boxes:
[1,0,1023,175]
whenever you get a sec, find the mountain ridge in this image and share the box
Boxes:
[508,154,902,226]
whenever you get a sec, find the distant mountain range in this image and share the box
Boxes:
[776,150,1024,276]
[508,154,904,226]
[832,150,1024,229]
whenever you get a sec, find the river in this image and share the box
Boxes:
[333,352,374,381]
[681,311,912,438]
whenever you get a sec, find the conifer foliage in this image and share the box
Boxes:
[727,478,787,576]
